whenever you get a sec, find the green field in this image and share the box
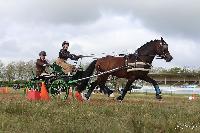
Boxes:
[1,89,200,133]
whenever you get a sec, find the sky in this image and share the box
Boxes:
[0,0,200,68]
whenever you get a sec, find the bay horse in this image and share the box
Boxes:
[77,37,173,101]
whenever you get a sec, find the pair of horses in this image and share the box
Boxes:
[76,37,173,101]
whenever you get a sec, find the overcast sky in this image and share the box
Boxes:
[0,0,200,68]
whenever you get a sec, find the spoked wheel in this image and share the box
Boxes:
[49,79,69,99]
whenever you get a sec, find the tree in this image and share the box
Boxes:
[0,60,5,80]
[168,67,182,74]
[5,62,15,81]
[24,60,35,80]
[15,61,26,80]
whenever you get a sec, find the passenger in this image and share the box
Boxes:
[36,51,50,77]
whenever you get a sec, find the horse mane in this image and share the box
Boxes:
[136,39,159,52]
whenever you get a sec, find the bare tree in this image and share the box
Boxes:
[24,60,35,80]
[15,61,26,80]
[0,60,5,81]
[5,62,16,81]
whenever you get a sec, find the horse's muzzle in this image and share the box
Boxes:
[165,54,173,62]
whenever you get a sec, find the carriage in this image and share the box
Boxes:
[25,61,84,100]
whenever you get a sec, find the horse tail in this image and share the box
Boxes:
[76,60,97,92]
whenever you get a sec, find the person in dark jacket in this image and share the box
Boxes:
[36,51,50,76]
[56,41,80,74]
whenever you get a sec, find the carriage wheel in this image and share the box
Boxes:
[49,79,69,99]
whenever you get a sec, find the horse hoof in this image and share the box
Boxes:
[156,94,162,100]
[109,93,115,98]
[85,97,90,101]
[116,96,123,101]
[82,93,90,101]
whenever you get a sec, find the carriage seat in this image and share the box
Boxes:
[51,62,65,75]
[31,73,54,81]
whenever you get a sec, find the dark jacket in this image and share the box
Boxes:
[36,59,49,76]
[59,49,79,60]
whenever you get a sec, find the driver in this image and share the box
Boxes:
[56,41,81,74]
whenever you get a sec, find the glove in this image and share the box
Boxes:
[47,64,52,67]
[74,55,81,60]
[43,64,47,67]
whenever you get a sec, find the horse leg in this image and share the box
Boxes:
[140,76,162,99]
[98,74,115,97]
[117,77,135,101]
[85,75,109,100]
[99,83,114,98]
[84,80,98,100]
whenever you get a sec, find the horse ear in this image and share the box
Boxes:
[161,37,163,41]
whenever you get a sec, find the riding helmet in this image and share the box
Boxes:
[62,41,69,47]
[39,51,47,56]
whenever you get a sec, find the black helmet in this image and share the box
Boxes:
[39,51,47,56]
[62,41,69,47]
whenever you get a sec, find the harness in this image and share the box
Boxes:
[126,51,152,72]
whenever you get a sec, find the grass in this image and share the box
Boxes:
[1,88,200,133]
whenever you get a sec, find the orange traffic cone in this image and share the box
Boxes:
[0,87,4,93]
[40,82,50,101]
[75,91,83,102]
[4,87,8,94]
[27,89,41,100]
[26,88,29,94]
[68,87,73,98]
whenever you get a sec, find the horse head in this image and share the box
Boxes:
[154,37,173,62]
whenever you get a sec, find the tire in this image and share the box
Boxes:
[49,79,69,99]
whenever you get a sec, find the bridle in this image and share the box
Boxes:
[127,39,170,67]
[155,41,169,59]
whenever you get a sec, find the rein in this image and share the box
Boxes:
[71,65,127,83]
